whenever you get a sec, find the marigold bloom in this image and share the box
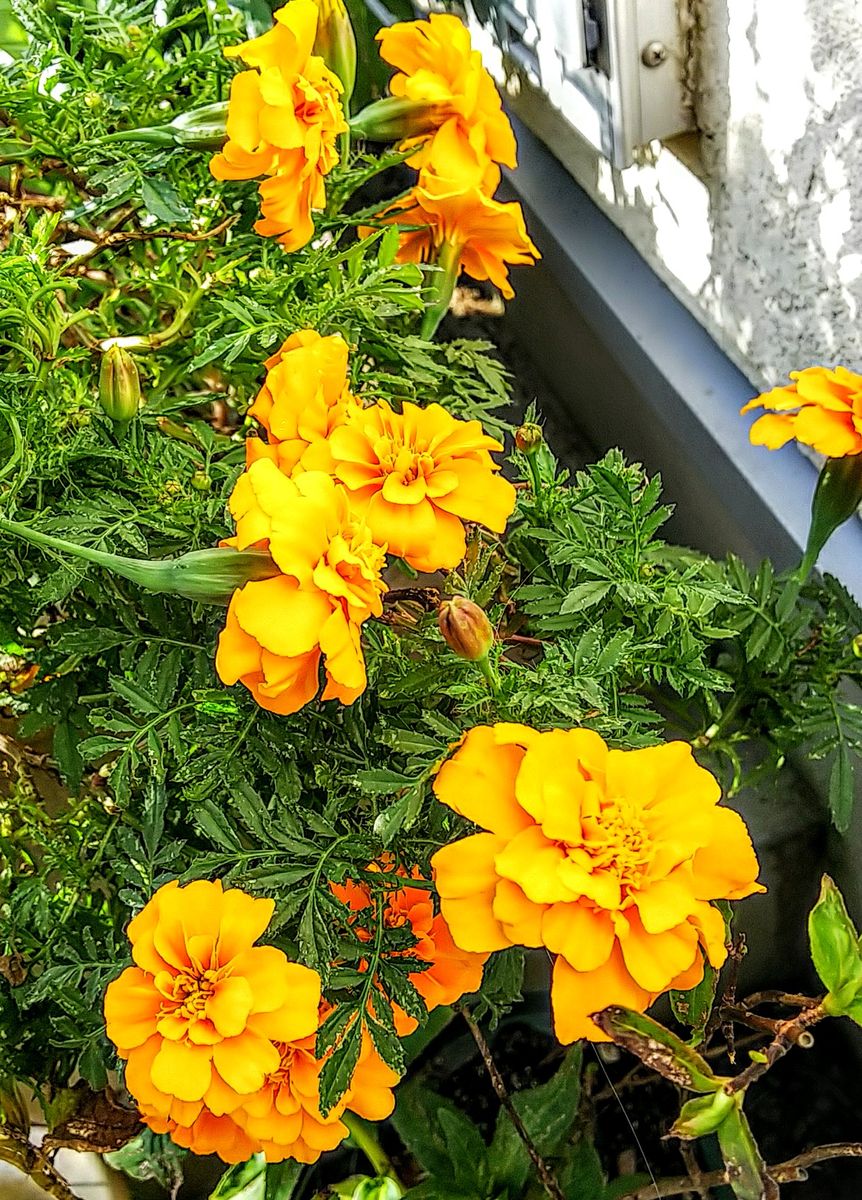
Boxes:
[371,123,539,300]
[430,725,765,1043]
[376,13,516,170]
[234,1012,399,1162]
[246,329,361,474]
[104,880,322,1135]
[333,863,488,1035]
[742,365,862,458]
[217,464,386,714]
[209,0,347,251]
[326,400,515,572]
[138,1009,398,1164]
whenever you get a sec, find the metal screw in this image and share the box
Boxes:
[641,40,668,67]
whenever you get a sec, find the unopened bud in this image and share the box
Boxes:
[313,0,357,101]
[168,101,229,149]
[97,102,228,150]
[438,595,494,661]
[853,633,862,658]
[515,422,543,455]
[349,96,445,142]
[191,471,212,492]
[99,345,141,432]
[0,516,280,607]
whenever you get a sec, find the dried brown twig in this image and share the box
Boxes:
[615,1142,862,1199]
[458,1005,566,1200]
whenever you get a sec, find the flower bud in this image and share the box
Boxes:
[515,422,543,455]
[800,454,862,581]
[438,596,494,661]
[191,471,212,493]
[97,102,228,150]
[853,633,862,659]
[0,516,280,607]
[313,0,357,102]
[99,345,141,431]
[349,96,445,142]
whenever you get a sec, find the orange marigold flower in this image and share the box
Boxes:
[741,365,862,458]
[376,13,516,170]
[246,329,361,474]
[371,123,539,300]
[430,725,765,1043]
[209,0,347,252]
[104,880,322,1152]
[333,862,488,1035]
[326,399,516,571]
[216,465,386,714]
[233,1009,399,1162]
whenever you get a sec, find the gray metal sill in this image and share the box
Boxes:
[500,115,862,601]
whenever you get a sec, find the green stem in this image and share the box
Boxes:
[420,240,460,340]
[343,1113,402,1186]
[525,452,544,514]
[477,652,501,696]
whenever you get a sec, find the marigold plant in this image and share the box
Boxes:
[375,12,517,170]
[742,364,862,457]
[327,399,516,570]
[431,724,765,1042]
[246,328,361,475]
[210,0,347,251]
[104,880,322,1136]
[217,464,386,713]
[371,124,540,300]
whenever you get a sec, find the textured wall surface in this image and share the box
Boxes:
[506,0,862,391]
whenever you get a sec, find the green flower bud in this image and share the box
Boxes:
[191,471,212,493]
[0,517,279,606]
[99,345,141,432]
[515,422,543,455]
[313,0,357,103]
[853,633,862,658]
[438,595,494,661]
[96,102,228,151]
[349,97,445,143]
[799,454,862,581]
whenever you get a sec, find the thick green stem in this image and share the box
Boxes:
[420,241,461,340]
[477,652,501,696]
[343,1113,402,1186]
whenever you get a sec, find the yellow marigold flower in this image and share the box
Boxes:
[246,329,361,474]
[233,1008,399,1163]
[332,861,488,1036]
[741,365,862,458]
[216,464,386,714]
[209,0,347,252]
[430,725,765,1043]
[138,1007,398,1165]
[376,13,516,170]
[104,880,322,1142]
[370,123,539,300]
[326,399,516,572]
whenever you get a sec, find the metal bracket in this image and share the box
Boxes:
[465,0,695,167]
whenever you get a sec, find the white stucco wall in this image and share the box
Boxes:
[493,0,862,392]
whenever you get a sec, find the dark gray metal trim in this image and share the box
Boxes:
[501,114,862,599]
